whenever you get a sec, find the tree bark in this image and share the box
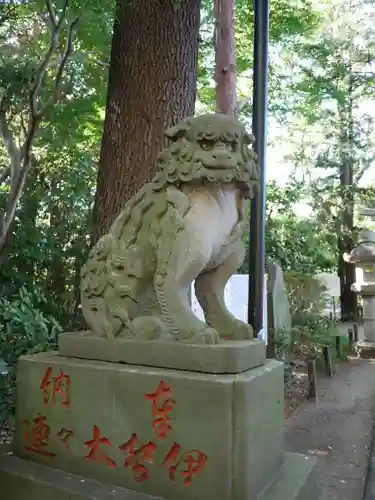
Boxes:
[92,0,201,243]
[214,0,236,116]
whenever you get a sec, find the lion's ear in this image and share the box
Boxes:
[244,131,255,145]
[165,118,192,141]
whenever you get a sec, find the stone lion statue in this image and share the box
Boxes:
[81,113,259,345]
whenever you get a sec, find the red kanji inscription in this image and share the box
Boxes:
[163,442,208,486]
[57,428,74,449]
[40,366,71,408]
[162,442,181,481]
[40,366,53,405]
[145,380,176,439]
[84,425,116,468]
[53,370,71,407]
[119,433,157,482]
[180,451,208,486]
[24,414,55,458]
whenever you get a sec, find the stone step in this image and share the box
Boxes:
[1,448,319,500]
[1,448,163,500]
[258,452,319,500]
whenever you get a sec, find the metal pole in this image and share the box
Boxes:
[247,0,269,336]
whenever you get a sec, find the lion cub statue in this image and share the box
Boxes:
[81,113,259,345]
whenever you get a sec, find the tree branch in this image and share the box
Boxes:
[0,166,10,184]
[0,0,79,256]
[0,108,22,184]
[53,16,79,101]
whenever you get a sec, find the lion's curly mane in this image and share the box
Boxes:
[151,114,259,197]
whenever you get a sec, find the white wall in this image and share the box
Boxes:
[191,274,268,344]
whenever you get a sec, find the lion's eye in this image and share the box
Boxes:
[229,141,238,152]
[199,140,214,151]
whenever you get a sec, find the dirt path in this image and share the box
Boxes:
[284,357,375,500]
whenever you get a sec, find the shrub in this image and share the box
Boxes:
[282,271,345,363]
[283,271,329,323]
[0,287,62,426]
[291,316,340,357]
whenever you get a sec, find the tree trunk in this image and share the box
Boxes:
[92,0,201,243]
[214,0,236,116]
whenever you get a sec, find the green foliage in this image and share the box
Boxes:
[278,0,375,254]
[291,317,341,357]
[0,0,111,425]
[0,0,110,328]
[267,216,337,273]
[269,270,347,374]
[265,181,337,273]
[0,287,61,425]
[0,0,329,339]
[240,180,337,274]
[198,0,319,112]
[283,271,329,321]
[280,271,347,363]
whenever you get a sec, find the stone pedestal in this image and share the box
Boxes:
[362,294,375,343]
[345,234,375,359]
[1,335,319,499]
[357,292,375,358]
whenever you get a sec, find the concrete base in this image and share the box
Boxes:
[357,341,375,359]
[59,331,266,374]
[1,447,319,500]
[259,452,319,500]
[13,352,285,500]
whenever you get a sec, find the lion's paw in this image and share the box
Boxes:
[218,320,254,341]
[179,327,220,345]
[129,316,163,340]
[202,327,220,345]
[231,321,253,340]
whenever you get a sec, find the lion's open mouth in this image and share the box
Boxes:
[203,161,237,170]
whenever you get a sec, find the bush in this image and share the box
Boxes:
[0,287,62,426]
[283,271,329,323]
[282,271,345,363]
[291,316,341,358]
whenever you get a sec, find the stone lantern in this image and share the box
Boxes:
[344,211,375,358]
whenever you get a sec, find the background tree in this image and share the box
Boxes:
[4,0,374,423]
[240,180,337,274]
[281,0,375,320]
[92,0,201,243]
[0,0,371,347]
[0,0,112,327]
[0,0,78,262]
[0,0,323,330]
[265,181,337,273]
[213,0,237,115]
[198,0,318,114]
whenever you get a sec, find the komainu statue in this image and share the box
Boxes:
[81,113,259,345]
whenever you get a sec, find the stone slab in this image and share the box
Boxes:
[259,452,319,500]
[357,341,375,359]
[58,331,266,374]
[267,262,292,336]
[1,448,318,500]
[13,352,284,500]
[1,448,164,499]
